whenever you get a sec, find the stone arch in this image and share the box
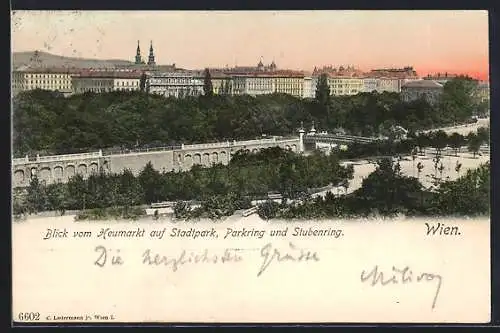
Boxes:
[193,153,201,165]
[66,165,75,179]
[14,169,24,184]
[39,167,52,183]
[184,154,193,168]
[220,151,227,164]
[252,148,258,153]
[203,153,210,166]
[211,152,219,164]
[53,166,63,181]
[291,144,297,152]
[285,145,291,151]
[178,154,182,163]
[89,162,99,174]
[77,164,88,176]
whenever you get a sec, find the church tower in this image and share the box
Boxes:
[135,40,142,65]
[148,41,156,66]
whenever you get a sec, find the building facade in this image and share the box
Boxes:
[146,71,204,98]
[327,76,364,96]
[71,70,142,94]
[12,66,80,97]
[273,71,304,97]
[228,71,305,97]
[302,76,316,98]
[401,80,444,105]
[376,78,403,93]
[362,78,378,93]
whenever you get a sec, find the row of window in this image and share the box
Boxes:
[150,78,202,84]
[23,74,71,79]
[151,87,203,93]
[328,79,364,84]
[26,79,71,84]
[76,87,140,92]
[115,81,139,86]
[24,85,71,90]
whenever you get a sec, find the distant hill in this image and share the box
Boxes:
[12,50,134,69]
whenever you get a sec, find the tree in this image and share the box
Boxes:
[257,200,280,221]
[436,163,489,215]
[14,89,474,158]
[416,133,431,155]
[138,162,163,204]
[66,174,88,210]
[13,196,27,218]
[200,194,237,220]
[118,169,142,207]
[26,176,46,213]
[139,72,147,92]
[45,183,67,215]
[476,127,489,144]
[315,74,330,106]
[467,133,482,158]
[429,130,448,156]
[448,132,465,156]
[440,76,479,124]
[203,68,214,97]
[455,161,462,177]
[476,100,490,118]
[173,201,192,220]
[354,158,423,216]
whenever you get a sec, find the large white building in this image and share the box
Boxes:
[12,66,80,97]
[228,71,305,97]
[146,71,204,98]
[71,70,142,94]
[327,76,364,96]
[401,80,444,105]
[360,66,420,93]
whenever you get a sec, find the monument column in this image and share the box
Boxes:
[298,121,305,153]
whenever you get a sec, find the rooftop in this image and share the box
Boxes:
[75,70,143,79]
[14,66,83,74]
[402,80,443,88]
[230,70,305,78]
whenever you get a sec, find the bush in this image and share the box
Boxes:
[257,200,280,220]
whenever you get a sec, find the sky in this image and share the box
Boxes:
[11,10,490,79]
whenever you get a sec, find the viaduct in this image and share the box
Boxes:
[12,137,300,188]
[12,125,380,189]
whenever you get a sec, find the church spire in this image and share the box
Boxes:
[148,40,156,66]
[135,40,142,65]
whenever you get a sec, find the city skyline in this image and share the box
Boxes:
[11,10,489,80]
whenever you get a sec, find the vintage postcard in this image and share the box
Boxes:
[11,10,490,324]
